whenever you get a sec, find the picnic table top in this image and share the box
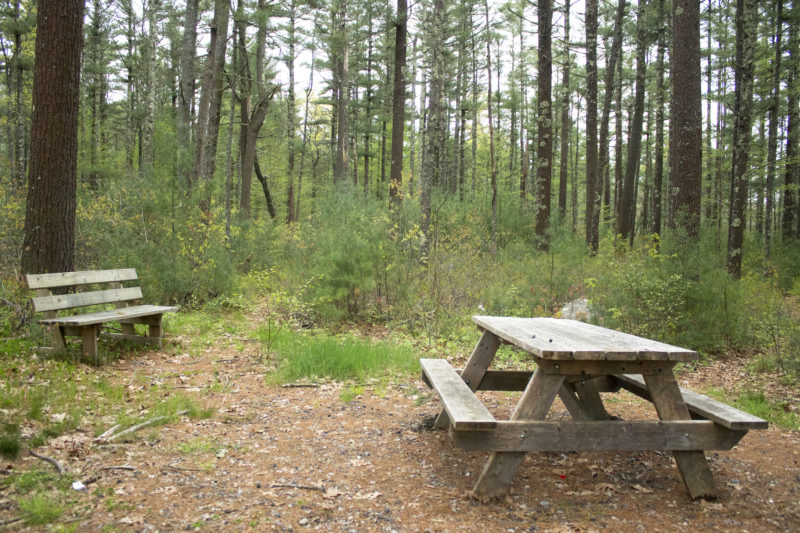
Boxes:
[472,316,698,362]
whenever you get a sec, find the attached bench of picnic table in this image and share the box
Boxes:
[421,316,767,500]
[27,269,178,362]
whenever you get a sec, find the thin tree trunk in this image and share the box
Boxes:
[585,0,600,252]
[617,0,648,242]
[651,0,666,235]
[726,0,757,278]
[177,0,198,189]
[535,0,553,250]
[558,0,571,219]
[483,0,498,253]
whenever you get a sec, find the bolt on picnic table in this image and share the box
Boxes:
[420,316,767,500]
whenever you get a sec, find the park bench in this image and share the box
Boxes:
[421,316,767,500]
[27,268,178,362]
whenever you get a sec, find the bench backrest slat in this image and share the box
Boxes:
[31,287,143,313]
[26,269,138,290]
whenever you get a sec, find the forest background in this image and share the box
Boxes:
[1,0,800,391]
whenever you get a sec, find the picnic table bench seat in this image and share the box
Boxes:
[27,268,178,362]
[421,316,767,500]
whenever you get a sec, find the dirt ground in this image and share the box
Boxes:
[2,332,799,532]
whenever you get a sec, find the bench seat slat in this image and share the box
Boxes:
[612,374,768,430]
[38,304,179,326]
[420,358,496,431]
[26,269,138,289]
[32,287,144,313]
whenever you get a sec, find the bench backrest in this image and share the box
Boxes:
[27,269,142,314]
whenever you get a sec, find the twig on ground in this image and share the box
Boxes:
[214,357,238,363]
[96,410,189,443]
[93,424,122,442]
[163,464,202,472]
[281,383,321,388]
[0,517,22,527]
[271,482,324,492]
[29,449,65,475]
[99,465,136,472]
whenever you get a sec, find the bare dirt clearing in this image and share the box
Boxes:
[2,336,799,532]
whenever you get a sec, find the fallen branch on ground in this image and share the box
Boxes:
[95,410,188,443]
[29,449,65,475]
[271,482,324,492]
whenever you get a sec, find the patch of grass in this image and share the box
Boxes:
[151,393,215,420]
[339,385,364,403]
[18,493,64,525]
[177,438,224,455]
[0,430,21,459]
[264,331,419,384]
[705,387,799,430]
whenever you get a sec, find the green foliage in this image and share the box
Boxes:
[264,329,418,384]
[589,231,753,351]
[18,493,65,525]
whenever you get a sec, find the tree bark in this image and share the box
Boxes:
[669,0,702,240]
[389,0,408,204]
[21,0,84,275]
[177,0,198,189]
[651,0,667,235]
[617,0,648,242]
[557,0,571,219]
[535,0,553,250]
[585,0,600,253]
[726,0,757,278]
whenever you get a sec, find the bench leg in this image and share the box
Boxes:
[472,369,564,500]
[47,325,67,351]
[148,314,163,349]
[81,325,100,364]
[435,330,500,429]
[644,372,717,500]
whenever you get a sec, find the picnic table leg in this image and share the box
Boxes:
[435,330,501,429]
[472,369,565,500]
[644,371,717,500]
[571,379,611,420]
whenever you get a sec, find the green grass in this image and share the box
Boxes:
[18,493,65,525]
[263,330,419,384]
[705,386,799,430]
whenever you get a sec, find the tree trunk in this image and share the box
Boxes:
[617,0,648,242]
[535,0,553,250]
[389,0,408,204]
[177,0,198,189]
[483,0,498,253]
[599,0,627,214]
[558,0,571,219]
[585,0,600,252]
[21,0,84,275]
[726,0,757,278]
[651,0,666,235]
[783,6,799,241]
[669,0,702,240]
[333,0,350,183]
[142,0,159,177]
[287,0,298,222]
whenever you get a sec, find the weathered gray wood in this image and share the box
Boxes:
[536,359,674,376]
[435,330,501,428]
[644,372,717,499]
[558,383,588,420]
[613,374,768,430]
[35,288,66,350]
[420,359,497,431]
[81,325,100,363]
[451,420,747,452]
[26,269,138,289]
[38,305,178,326]
[572,379,610,419]
[109,281,136,335]
[472,316,698,361]
[32,287,144,312]
[472,369,565,500]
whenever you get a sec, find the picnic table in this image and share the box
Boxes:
[421,316,767,500]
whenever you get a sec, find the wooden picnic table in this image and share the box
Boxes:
[421,316,767,500]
